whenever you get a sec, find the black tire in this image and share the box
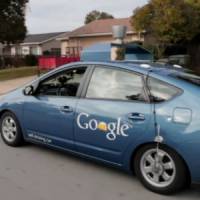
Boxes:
[134,144,189,194]
[0,111,24,147]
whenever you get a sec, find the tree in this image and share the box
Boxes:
[185,0,200,8]
[131,0,200,65]
[132,0,200,44]
[85,10,114,24]
[0,0,28,44]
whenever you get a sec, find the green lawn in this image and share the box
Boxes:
[0,67,39,81]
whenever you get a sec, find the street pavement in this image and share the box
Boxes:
[0,77,200,200]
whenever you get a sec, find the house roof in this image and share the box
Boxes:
[56,32,72,41]
[59,18,133,40]
[22,32,66,44]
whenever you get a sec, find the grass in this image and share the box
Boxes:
[0,67,39,81]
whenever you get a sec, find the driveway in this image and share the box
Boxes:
[0,77,200,200]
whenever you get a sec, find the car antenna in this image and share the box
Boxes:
[146,70,164,155]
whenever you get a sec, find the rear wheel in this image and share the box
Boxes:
[134,144,189,194]
[0,111,24,147]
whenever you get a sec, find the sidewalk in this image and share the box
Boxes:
[0,76,36,95]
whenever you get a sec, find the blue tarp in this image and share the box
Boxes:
[81,42,153,62]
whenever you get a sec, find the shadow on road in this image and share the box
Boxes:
[24,143,200,199]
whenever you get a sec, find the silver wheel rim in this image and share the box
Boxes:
[140,148,176,188]
[1,116,17,143]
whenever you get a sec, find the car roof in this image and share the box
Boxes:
[73,61,186,76]
[43,61,187,81]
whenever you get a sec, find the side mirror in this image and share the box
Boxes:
[23,85,34,96]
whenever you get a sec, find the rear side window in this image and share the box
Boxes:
[148,78,181,102]
[86,67,146,102]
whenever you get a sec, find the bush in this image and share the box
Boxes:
[43,50,51,55]
[25,55,38,66]
[0,55,38,68]
[116,47,125,60]
[10,56,25,67]
[0,57,3,68]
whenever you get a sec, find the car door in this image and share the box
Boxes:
[23,65,88,150]
[74,65,155,164]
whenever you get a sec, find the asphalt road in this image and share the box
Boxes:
[0,77,200,200]
[0,140,200,200]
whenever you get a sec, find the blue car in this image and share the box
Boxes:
[0,62,200,194]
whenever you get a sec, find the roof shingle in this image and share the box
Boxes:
[69,18,133,37]
[23,32,66,44]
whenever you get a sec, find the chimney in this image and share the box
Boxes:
[111,25,127,61]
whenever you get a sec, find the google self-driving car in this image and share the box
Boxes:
[0,61,200,194]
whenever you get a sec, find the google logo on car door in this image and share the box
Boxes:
[77,113,130,141]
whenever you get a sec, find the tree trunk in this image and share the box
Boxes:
[187,43,200,73]
[156,43,165,59]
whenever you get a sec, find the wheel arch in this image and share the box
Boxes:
[0,109,25,136]
[130,142,191,183]
[0,109,25,146]
[0,109,12,119]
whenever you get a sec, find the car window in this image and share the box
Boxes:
[148,77,181,102]
[86,67,146,102]
[36,67,87,97]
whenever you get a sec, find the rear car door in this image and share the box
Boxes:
[74,65,155,164]
[23,66,88,149]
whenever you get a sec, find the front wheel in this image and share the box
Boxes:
[134,144,189,194]
[0,111,24,147]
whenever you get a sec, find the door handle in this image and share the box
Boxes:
[128,113,145,121]
[60,106,73,113]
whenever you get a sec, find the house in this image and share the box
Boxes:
[11,32,67,56]
[58,18,145,56]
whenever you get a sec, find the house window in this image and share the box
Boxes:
[66,47,82,57]
[51,48,61,56]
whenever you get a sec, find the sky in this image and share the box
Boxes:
[26,0,148,34]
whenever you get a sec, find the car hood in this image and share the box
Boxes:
[0,87,24,105]
[0,76,39,105]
